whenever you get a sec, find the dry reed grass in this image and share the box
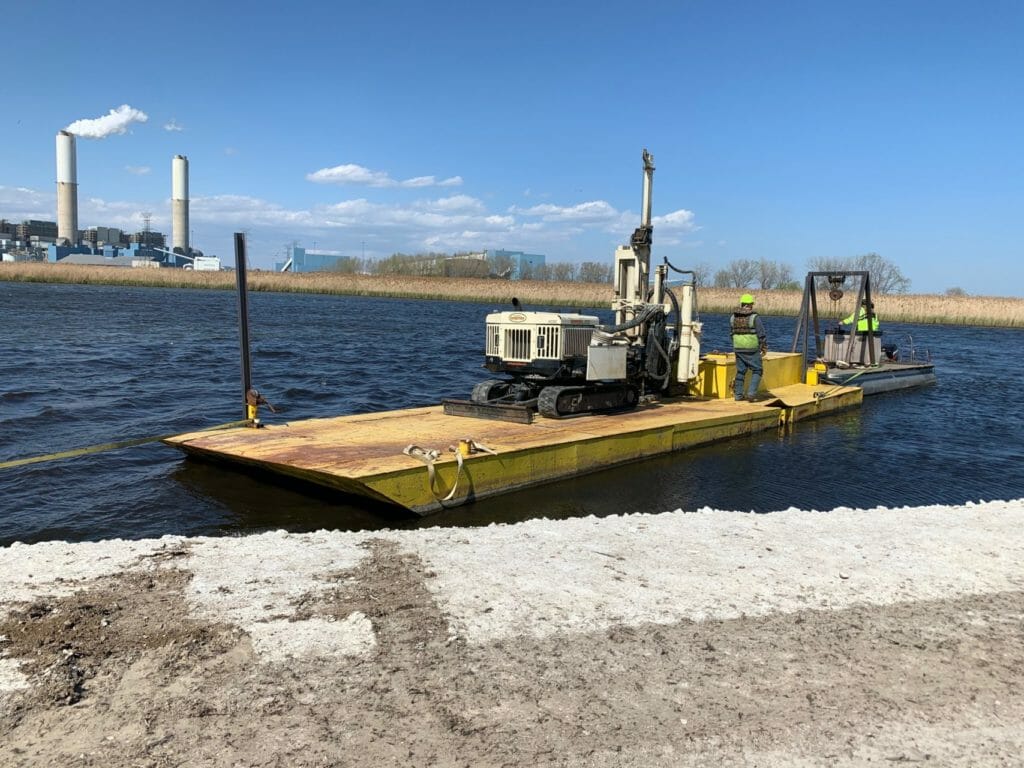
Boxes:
[692,288,1024,328]
[3,261,1023,327]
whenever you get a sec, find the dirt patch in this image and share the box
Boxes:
[1,566,234,708]
[1,541,1022,766]
[0,563,243,765]
[283,571,1024,766]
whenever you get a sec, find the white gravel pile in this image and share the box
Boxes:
[2,499,1023,691]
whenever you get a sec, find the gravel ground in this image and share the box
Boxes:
[2,499,1023,766]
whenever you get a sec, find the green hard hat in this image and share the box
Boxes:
[740,293,755,305]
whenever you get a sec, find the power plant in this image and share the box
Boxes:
[53,129,191,253]
[9,131,206,266]
[55,131,78,246]
[172,154,189,254]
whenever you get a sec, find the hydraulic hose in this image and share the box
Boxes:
[648,333,672,389]
[644,311,674,389]
[662,260,699,307]
[599,302,662,334]
[663,286,682,341]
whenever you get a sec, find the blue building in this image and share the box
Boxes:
[274,246,346,273]
[46,244,92,262]
[485,249,546,279]
[46,242,185,267]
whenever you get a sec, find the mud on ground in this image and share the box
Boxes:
[2,506,1024,766]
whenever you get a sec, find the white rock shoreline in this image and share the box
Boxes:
[4,500,1023,649]
[2,500,1023,766]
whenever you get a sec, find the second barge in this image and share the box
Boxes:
[792,270,936,395]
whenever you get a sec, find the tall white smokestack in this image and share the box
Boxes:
[172,154,189,253]
[56,131,79,246]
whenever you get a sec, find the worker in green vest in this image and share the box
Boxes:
[842,299,881,333]
[731,293,768,401]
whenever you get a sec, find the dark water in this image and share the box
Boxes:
[1,281,1022,546]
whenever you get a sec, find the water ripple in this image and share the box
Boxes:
[2,282,1022,545]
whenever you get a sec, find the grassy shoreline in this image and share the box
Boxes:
[3,261,1023,327]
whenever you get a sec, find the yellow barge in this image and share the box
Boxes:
[163,353,861,515]
[165,156,869,515]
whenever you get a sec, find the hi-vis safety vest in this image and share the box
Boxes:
[843,308,881,333]
[731,311,760,350]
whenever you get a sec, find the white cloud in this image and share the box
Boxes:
[319,197,513,233]
[307,164,389,186]
[422,231,492,251]
[191,195,314,227]
[164,119,184,132]
[224,147,238,156]
[415,195,485,213]
[0,187,164,232]
[401,176,437,188]
[125,165,151,175]
[653,222,702,247]
[511,202,698,243]
[65,104,149,139]
[519,221,546,232]
[0,185,53,220]
[306,163,463,189]
[80,197,165,230]
[511,200,619,223]
[1,179,698,269]
[653,208,697,231]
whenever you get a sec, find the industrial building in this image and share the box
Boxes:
[271,245,546,278]
[45,241,179,265]
[0,134,199,269]
[274,245,350,273]
[484,249,546,279]
[16,219,58,243]
[1,129,551,277]
[82,226,128,247]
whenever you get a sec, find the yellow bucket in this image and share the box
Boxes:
[805,368,819,386]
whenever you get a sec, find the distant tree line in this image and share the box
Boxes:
[709,259,800,291]
[807,253,911,295]
[324,251,614,283]
[697,252,911,295]
[321,249,912,293]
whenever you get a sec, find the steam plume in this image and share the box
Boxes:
[65,104,149,139]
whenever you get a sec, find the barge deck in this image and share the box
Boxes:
[164,377,861,515]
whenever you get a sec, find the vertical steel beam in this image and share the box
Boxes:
[234,233,252,420]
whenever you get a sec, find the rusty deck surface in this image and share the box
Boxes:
[164,384,861,514]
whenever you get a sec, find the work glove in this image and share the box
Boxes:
[759,344,768,356]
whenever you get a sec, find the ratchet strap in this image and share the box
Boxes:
[0,419,251,471]
[402,439,497,503]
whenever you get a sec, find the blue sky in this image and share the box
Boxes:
[2,0,1021,295]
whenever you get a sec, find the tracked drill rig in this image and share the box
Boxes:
[444,149,702,421]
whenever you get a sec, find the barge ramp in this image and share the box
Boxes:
[164,375,861,515]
